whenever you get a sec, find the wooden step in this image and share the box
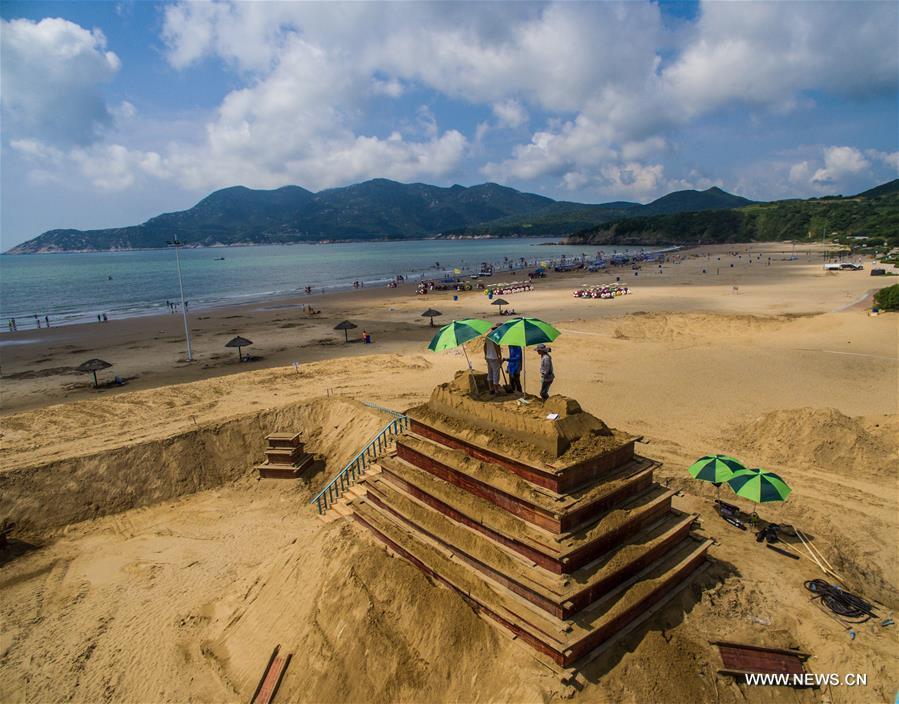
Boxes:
[397,433,656,531]
[352,495,711,667]
[365,474,697,618]
[256,454,314,479]
[378,454,676,573]
[406,419,637,493]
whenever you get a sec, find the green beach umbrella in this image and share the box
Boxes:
[487,316,560,348]
[487,317,561,396]
[727,468,792,504]
[687,454,746,484]
[428,318,492,368]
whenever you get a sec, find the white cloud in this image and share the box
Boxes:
[662,1,899,117]
[811,146,869,185]
[13,138,168,191]
[866,149,899,172]
[1,18,121,145]
[491,100,528,129]
[600,162,666,200]
[785,145,895,196]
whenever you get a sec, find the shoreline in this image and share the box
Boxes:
[1,243,673,334]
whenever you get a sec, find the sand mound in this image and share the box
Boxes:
[610,312,803,344]
[203,522,551,704]
[728,407,899,475]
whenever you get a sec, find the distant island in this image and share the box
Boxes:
[6,177,897,254]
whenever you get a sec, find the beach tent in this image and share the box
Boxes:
[225,335,253,361]
[334,320,358,342]
[76,358,112,387]
[421,309,442,326]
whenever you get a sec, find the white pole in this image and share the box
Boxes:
[171,240,193,361]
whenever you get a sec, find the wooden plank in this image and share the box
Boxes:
[710,640,811,659]
[251,646,292,704]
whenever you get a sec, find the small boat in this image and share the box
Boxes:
[214,257,225,261]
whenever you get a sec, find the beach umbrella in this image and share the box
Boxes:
[421,308,442,327]
[491,298,509,314]
[487,317,561,395]
[427,318,492,369]
[225,335,253,361]
[76,358,112,388]
[687,454,746,484]
[727,468,792,504]
[687,454,746,497]
[334,320,358,342]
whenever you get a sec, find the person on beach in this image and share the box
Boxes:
[44,315,50,327]
[484,329,503,395]
[536,344,554,400]
[506,345,523,393]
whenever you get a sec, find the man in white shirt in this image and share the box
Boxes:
[484,330,503,395]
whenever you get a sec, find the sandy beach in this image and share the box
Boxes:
[1,243,897,703]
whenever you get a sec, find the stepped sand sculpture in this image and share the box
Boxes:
[255,433,313,479]
[350,371,711,669]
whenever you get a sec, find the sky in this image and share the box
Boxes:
[1,1,897,249]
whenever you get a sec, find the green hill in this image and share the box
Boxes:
[566,184,899,248]
[7,180,759,253]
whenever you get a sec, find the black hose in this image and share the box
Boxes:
[805,579,876,619]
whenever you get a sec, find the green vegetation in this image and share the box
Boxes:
[567,181,899,249]
[874,284,899,311]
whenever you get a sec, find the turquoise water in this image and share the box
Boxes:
[0,239,656,329]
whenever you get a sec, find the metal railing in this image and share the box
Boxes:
[362,402,406,419]
[310,415,408,514]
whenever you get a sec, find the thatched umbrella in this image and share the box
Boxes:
[76,358,112,387]
[421,308,442,326]
[334,320,357,342]
[225,335,253,361]
[491,297,510,314]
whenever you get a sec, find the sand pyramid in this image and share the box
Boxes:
[351,371,711,669]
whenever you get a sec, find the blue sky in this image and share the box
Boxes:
[1,1,896,249]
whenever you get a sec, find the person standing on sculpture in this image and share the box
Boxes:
[484,329,503,395]
[536,344,554,400]
[506,345,523,393]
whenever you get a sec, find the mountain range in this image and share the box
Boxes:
[6,179,756,254]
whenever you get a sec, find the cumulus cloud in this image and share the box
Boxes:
[491,100,528,129]
[811,146,870,185]
[1,17,120,145]
[12,138,167,191]
[786,145,896,195]
[5,1,896,208]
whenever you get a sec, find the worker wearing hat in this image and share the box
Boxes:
[535,344,554,400]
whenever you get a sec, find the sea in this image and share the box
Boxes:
[0,239,660,330]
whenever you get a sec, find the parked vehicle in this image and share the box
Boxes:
[840,262,864,271]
